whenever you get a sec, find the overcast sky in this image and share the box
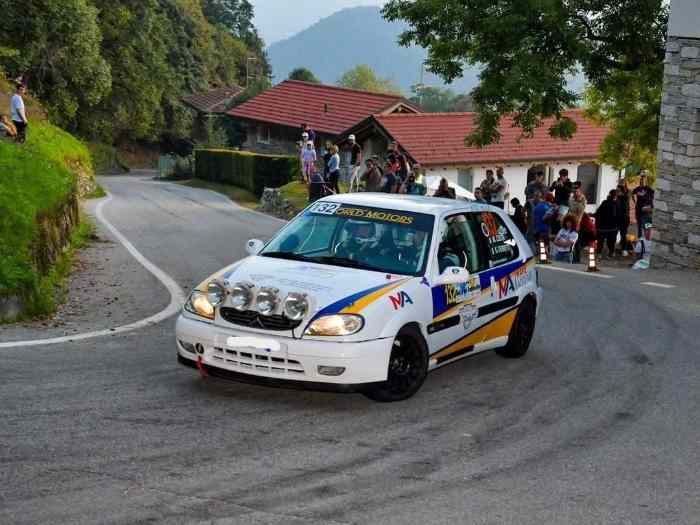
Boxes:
[251,0,385,45]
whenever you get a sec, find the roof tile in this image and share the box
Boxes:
[228,80,413,135]
[376,110,608,165]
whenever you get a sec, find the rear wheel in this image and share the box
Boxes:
[496,298,536,359]
[364,327,428,402]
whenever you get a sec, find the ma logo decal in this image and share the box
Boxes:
[389,291,414,310]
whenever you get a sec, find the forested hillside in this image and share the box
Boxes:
[0,0,268,146]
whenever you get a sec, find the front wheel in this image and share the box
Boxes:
[364,327,428,402]
[496,298,536,359]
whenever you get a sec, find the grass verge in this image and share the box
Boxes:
[180,179,259,210]
[5,217,94,322]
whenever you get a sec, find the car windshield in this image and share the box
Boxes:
[260,201,435,276]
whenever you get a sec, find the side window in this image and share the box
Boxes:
[467,212,519,268]
[438,214,489,274]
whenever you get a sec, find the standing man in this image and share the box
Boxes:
[632,170,654,238]
[347,134,363,192]
[550,169,573,209]
[480,169,495,203]
[491,167,508,209]
[11,83,28,144]
[525,172,547,201]
[568,181,588,225]
[361,158,383,192]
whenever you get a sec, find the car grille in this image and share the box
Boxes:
[210,347,305,376]
[219,308,302,331]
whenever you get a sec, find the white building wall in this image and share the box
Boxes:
[425,161,621,214]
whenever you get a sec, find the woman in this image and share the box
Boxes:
[552,214,579,262]
[301,140,316,183]
[434,178,455,199]
[322,141,333,178]
[326,145,341,194]
[574,212,596,263]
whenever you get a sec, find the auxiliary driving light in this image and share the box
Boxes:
[256,287,279,316]
[206,280,226,307]
[230,282,253,311]
[283,292,309,320]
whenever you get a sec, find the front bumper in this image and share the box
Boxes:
[175,314,393,386]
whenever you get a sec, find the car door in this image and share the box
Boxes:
[426,212,493,367]
[462,210,528,351]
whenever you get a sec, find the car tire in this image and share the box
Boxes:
[364,326,429,402]
[495,297,536,359]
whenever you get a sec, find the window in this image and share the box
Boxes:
[261,202,435,277]
[256,125,271,144]
[463,212,519,270]
[577,163,599,204]
[458,169,474,191]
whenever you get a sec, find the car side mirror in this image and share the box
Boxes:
[435,266,470,286]
[246,238,265,255]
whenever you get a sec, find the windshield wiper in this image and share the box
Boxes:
[314,256,386,273]
[261,251,315,262]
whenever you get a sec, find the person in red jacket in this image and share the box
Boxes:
[573,212,597,263]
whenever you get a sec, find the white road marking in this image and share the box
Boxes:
[0,193,187,349]
[537,264,615,279]
[641,282,676,289]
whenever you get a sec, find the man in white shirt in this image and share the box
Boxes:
[491,167,508,209]
[11,83,28,143]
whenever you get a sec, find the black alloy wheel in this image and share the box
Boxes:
[496,298,536,358]
[364,326,428,402]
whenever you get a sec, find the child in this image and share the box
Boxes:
[0,115,17,139]
[301,140,316,183]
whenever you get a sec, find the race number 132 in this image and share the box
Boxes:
[310,202,341,215]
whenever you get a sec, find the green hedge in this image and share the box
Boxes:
[195,148,300,197]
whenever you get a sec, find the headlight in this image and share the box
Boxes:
[283,292,309,320]
[256,287,279,316]
[207,280,226,307]
[230,282,253,311]
[304,314,364,336]
[184,291,215,320]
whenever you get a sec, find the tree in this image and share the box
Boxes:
[410,86,455,112]
[288,67,320,83]
[383,0,668,156]
[337,65,402,95]
[0,0,111,129]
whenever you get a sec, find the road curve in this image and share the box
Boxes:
[1,174,698,525]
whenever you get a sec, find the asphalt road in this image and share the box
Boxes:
[2,174,699,525]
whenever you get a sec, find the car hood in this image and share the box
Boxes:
[215,255,413,332]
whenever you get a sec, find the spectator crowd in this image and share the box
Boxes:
[302,125,654,268]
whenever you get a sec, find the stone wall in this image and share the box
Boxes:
[654,36,700,270]
[259,187,298,219]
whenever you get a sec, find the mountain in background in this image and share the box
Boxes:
[267,6,480,95]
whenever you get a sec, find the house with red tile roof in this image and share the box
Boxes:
[227,80,418,155]
[182,85,244,142]
[341,110,618,211]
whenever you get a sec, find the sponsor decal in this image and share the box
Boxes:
[389,291,414,310]
[444,275,481,305]
[493,265,530,299]
[335,207,415,225]
[309,201,341,215]
[459,303,478,329]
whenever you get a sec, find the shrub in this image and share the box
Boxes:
[195,148,300,197]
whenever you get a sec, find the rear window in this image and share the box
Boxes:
[470,212,519,267]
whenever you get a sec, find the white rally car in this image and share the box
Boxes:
[176,194,542,401]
